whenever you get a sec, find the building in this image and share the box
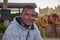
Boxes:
[39,5,60,16]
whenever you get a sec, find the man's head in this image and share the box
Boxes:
[21,5,36,26]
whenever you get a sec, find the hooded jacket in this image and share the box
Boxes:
[2,16,43,40]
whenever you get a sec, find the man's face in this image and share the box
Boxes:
[21,8,36,26]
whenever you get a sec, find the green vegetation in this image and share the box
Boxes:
[0,20,4,23]
[0,25,7,33]
[35,12,39,18]
[0,13,20,33]
[10,13,20,21]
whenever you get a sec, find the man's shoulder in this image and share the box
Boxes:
[5,23,20,34]
[33,24,39,30]
[32,24,40,33]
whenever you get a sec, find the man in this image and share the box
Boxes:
[2,5,43,40]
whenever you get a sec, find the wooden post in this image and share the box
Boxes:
[3,0,10,26]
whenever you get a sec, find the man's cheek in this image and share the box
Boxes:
[32,19,34,21]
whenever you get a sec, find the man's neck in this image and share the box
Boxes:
[22,22,31,29]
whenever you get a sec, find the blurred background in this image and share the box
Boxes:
[0,0,60,40]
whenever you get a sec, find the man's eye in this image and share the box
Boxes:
[25,13,29,15]
[32,14,36,17]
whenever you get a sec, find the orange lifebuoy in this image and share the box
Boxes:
[35,20,40,27]
[49,13,59,24]
[58,16,60,24]
[38,16,48,28]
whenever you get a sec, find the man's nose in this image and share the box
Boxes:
[28,15,32,19]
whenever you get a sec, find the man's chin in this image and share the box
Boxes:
[27,23,32,26]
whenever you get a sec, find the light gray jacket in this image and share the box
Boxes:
[2,16,43,40]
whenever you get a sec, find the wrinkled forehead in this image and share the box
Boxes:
[23,8,35,13]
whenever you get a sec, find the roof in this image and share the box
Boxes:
[0,3,37,8]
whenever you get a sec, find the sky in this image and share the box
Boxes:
[0,0,60,12]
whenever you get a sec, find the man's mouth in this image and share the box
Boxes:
[28,21,32,23]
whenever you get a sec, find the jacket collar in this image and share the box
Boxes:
[16,17,34,30]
